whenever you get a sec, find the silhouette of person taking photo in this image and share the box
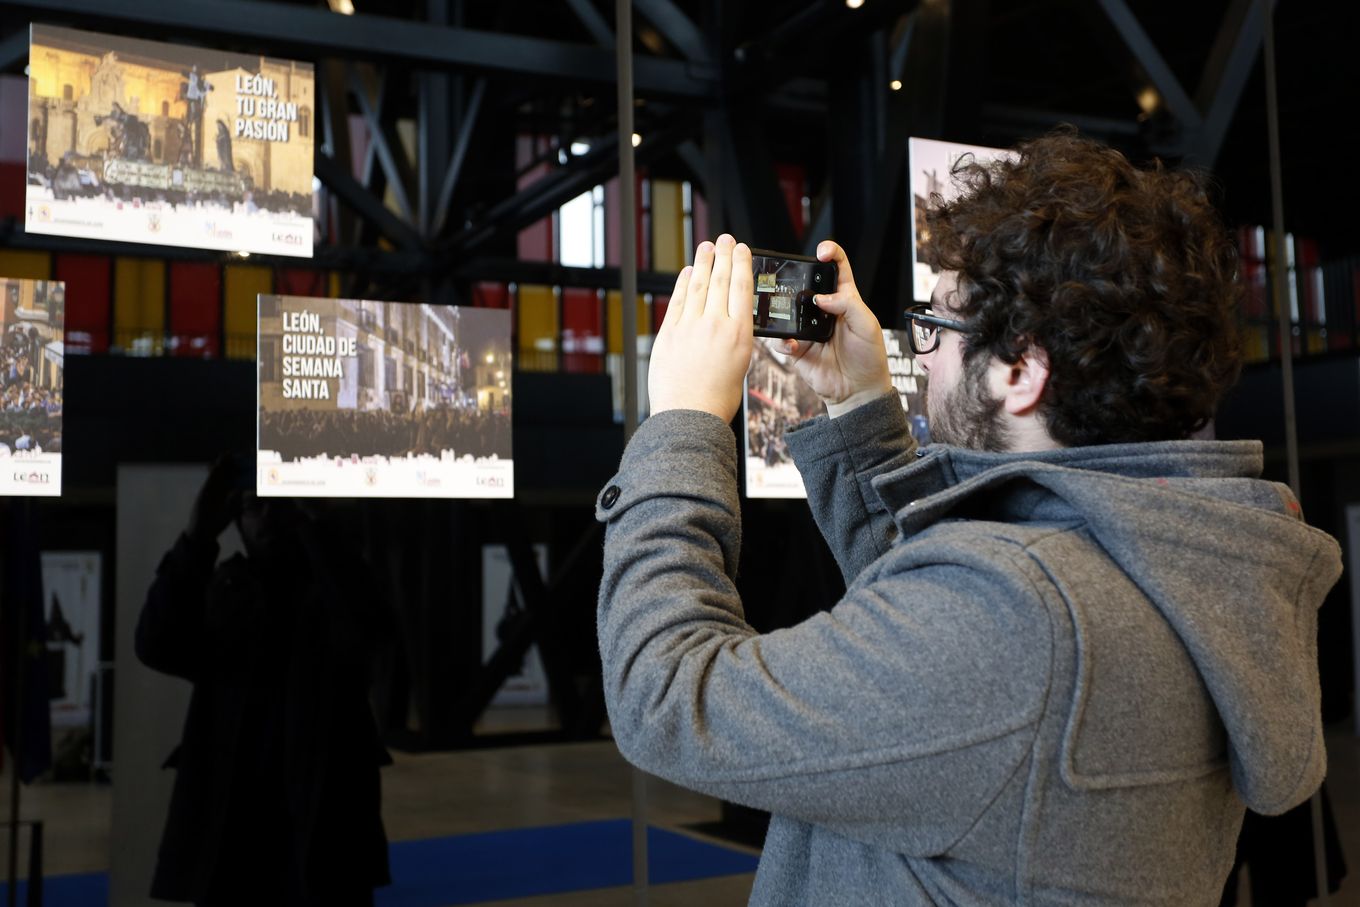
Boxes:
[137,457,392,906]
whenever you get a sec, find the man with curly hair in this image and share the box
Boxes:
[595,131,1341,904]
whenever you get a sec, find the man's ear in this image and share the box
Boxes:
[989,346,1050,417]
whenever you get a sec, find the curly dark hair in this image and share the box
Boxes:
[924,129,1244,446]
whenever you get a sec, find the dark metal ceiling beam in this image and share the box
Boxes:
[739,1,830,65]
[0,0,713,98]
[431,77,487,239]
[419,0,452,241]
[1191,0,1271,166]
[439,120,690,259]
[348,66,416,227]
[1093,0,1202,130]
[315,152,425,252]
[0,28,26,72]
[713,106,797,250]
[565,0,613,47]
[635,0,710,64]
[740,0,912,76]
[674,140,708,192]
[318,60,357,251]
[454,260,678,296]
[354,66,385,193]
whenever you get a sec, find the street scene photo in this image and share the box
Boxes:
[257,295,512,498]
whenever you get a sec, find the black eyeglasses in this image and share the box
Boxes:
[903,306,969,355]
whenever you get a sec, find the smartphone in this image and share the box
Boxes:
[750,249,836,342]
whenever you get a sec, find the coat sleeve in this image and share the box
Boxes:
[135,533,219,682]
[596,410,1051,854]
[784,391,918,584]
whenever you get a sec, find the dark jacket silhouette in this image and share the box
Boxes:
[136,501,391,907]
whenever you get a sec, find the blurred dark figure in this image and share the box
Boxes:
[136,458,392,906]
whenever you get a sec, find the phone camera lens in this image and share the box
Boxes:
[813,272,823,285]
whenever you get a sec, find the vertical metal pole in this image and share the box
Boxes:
[1262,2,1328,903]
[616,2,648,903]
[618,4,640,441]
[1262,0,1300,498]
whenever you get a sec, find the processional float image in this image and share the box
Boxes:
[25,24,315,257]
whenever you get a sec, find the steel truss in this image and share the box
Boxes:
[0,0,1267,312]
[0,0,1280,750]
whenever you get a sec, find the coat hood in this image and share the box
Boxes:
[870,439,1342,815]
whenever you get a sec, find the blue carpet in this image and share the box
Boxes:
[0,820,757,906]
[377,819,759,906]
[0,871,107,906]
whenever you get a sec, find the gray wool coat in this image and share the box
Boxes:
[595,391,1341,905]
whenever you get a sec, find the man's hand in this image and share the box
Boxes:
[779,240,892,418]
[648,234,754,422]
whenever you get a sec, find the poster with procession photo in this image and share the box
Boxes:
[257,295,513,498]
[908,137,1016,303]
[1,277,64,496]
[744,330,929,499]
[25,24,314,257]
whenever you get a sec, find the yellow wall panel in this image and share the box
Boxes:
[651,180,685,272]
[606,291,650,354]
[224,265,273,359]
[518,284,558,371]
[113,258,165,351]
[0,251,51,280]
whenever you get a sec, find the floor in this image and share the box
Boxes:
[1,713,758,905]
[5,715,1360,905]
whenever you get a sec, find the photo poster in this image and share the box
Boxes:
[743,330,929,499]
[1,276,64,496]
[26,24,315,257]
[41,551,102,728]
[908,137,1017,303]
[257,295,514,498]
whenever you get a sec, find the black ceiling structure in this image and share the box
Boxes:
[3,0,1356,320]
[1,0,1356,763]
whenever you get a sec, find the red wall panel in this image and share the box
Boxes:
[54,254,111,354]
[169,261,221,358]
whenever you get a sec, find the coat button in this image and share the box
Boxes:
[601,485,621,509]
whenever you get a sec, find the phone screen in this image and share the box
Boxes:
[753,255,815,334]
